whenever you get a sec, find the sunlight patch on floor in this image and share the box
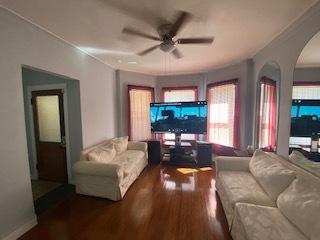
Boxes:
[177,168,198,174]
[199,167,212,171]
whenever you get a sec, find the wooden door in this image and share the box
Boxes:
[31,89,68,183]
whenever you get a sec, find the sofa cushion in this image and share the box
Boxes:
[87,146,116,163]
[249,150,296,201]
[289,150,320,177]
[114,150,145,177]
[277,177,320,240]
[231,203,308,240]
[219,171,275,206]
[111,136,128,154]
[289,150,308,162]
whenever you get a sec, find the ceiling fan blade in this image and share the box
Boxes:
[177,37,214,44]
[122,27,160,41]
[168,11,192,37]
[171,48,183,59]
[137,45,160,56]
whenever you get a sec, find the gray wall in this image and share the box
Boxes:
[294,67,320,82]
[252,1,320,156]
[0,8,117,239]
[156,72,207,101]
[116,70,157,137]
[22,67,83,182]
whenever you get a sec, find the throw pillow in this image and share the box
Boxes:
[87,145,116,163]
[249,149,296,201]
[289,150,308,162]
[111,136,128,154]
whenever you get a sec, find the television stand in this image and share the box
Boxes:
[162,134,197,167]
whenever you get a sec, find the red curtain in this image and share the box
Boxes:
[206,79,240,148]
[258,77,277,151]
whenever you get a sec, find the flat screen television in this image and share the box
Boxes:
[150,101,207,134]
[291,99,320,137]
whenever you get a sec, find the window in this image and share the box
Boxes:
[258,77,277,151]
[162,87,198,140]
[128,85,154,141]
[289,83,320,150]
[207,80,239,147]
[292,85,320,99]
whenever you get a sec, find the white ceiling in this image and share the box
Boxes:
[0,0,318,75]
[297,32,320,68]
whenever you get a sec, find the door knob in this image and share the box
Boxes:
[60,136,66,148]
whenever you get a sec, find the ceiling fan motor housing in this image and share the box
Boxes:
[160,40,175,52]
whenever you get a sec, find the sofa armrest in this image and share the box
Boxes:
[72,161,123,179]
[127,141,147,152]
[215,156,251,175]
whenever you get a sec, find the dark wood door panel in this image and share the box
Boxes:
[32,89,67,183]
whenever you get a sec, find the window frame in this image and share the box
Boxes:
[128,85,155,141]
[289,81,320,150]
[161,86,199,102]
[206,79,240,148]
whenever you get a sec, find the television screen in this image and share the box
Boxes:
[291,99,320,137]
[150,101,207,134]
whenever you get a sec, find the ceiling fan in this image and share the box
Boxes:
[122,11,214,59]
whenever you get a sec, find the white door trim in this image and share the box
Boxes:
[26,83,72,183]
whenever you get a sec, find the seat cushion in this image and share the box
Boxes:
[219,171,275,207]
[216,171,275,227]
[231,203,308,240]
[114,150,145,177]
[277,176,320,240]
[249,150,296,201]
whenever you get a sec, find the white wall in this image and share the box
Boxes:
[252,1,320,156]
[0,7,117,239]
[116,70,157,137]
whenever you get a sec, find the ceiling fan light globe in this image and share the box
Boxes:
[160,42,174,52]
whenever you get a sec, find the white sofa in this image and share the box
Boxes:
[215,150,320,240]
[73,138,148,201]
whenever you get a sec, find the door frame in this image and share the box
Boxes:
[26,84,72,183]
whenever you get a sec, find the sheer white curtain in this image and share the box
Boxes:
[292,86,320,99]
[208,84,236,147]
[129,87,154,141]
[163,88,197,140]
[258,80,277,151]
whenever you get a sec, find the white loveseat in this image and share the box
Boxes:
[73,137,148,201]
[216,150,320,240]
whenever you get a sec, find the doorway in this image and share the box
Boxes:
[22,67,83,214]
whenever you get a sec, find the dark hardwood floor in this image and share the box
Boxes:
[20,165,232,240]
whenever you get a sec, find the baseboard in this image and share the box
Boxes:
[3,215,37,240]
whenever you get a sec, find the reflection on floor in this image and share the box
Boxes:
[20,165,231,240]
[31,180,62,201]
